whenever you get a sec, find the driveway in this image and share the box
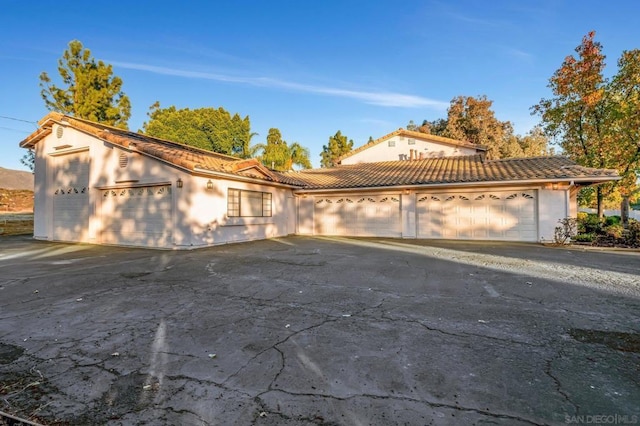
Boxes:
[0,236,639,425]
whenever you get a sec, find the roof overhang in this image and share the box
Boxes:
[292,175,621,194]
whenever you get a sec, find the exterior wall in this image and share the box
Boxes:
[32,141,48,239]
[341,135,478,165]
[537,188,570,243]
[297,186,578,244]
[177,175,294,248]
[297,197,315,235]
[32,123,294,249]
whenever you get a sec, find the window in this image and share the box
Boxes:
[408,138,416,145]
[388,140,396,147]
[227,188,272,217]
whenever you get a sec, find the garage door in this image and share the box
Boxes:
[101,185,173,247]
[314,194,401,237]
[417,190,537,241]
[52,152,90,242]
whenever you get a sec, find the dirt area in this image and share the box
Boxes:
[0,214,34,237]
[0,190,34,236]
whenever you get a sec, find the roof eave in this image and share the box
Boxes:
[293,175,620,193]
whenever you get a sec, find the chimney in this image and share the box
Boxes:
[419,152,424,160]
[409,149,414,161]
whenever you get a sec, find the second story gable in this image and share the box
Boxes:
[339,128,486,165]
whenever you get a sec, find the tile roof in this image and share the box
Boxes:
[21,113,302,186]
[20,113,619,190]
[284,155,620,190]
[338,128,486,163]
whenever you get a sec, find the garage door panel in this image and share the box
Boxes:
[314,195,401,237]
[52,153,90,242]
[101,185,172,247]
[417,191,536,241]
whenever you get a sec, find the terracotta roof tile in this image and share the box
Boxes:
[284,155,619,189]
[21,113,619,190]
[22,113,298,186]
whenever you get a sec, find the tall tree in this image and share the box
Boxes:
[260,128,311,171]
[39,40,131,129]
[533,31,640,216]
[320,130,354,168]
[443,95,515,159]
[142,103,253,157]
[409,98,539,159]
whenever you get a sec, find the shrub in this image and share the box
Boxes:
[626,220,640,247]
[573,233,595,243]
[605,215,621,226]
[554,217,577,244]
[604,223,625,239]
[578,213,603,235]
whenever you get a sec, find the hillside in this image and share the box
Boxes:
[0,166,33,190]
[0,189,34,212]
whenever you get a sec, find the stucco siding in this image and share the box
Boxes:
[341,136,478,165]
[538,188,569,243]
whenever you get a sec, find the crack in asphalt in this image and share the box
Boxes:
[256,389,546,425]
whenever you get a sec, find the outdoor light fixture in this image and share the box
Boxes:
[404,189,410,195]
[176,178,183,188]
[552,183,559,190]
[206,179,214,190]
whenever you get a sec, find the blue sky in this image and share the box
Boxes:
[1,0,639,171]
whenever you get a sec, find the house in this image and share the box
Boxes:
[19,113,619,249]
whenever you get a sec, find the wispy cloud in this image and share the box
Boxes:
[504,47,534,61]
[110,61,448,109]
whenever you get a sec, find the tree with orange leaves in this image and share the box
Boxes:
[533,31,640,217]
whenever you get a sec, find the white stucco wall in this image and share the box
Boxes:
[32,124,294,249]
[177,175,294,248]
[537,188,570,243]
[341,135,478,165]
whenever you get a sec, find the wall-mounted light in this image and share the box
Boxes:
[552,183,559,190]
[206,179,214,190]
[404,189,410,195]
[176,178,183,188]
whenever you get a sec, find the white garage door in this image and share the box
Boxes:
[314,194,401,237]
[417,190,537,241]
[101,185,173,247]
[52,153,90,242]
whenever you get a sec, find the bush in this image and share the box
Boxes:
[554,217,577,244]
[578,213,603,234]
[573,233,595,243]
[626,220,640,247]
[605,215,621,226]
[604,223,625,239]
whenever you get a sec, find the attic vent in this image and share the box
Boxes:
[119,153,128,168]
[56,125,64,139]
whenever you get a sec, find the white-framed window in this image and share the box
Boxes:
[408,138,415,145]
[388,140,396,147]
[228,188,272,217]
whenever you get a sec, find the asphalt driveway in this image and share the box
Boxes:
[1,236,639,425]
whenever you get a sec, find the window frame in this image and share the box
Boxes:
[227,188,272,218]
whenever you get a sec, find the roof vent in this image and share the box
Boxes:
[56,125,64,139]
[119,153,128,168]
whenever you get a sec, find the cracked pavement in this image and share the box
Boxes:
[0,235,639,425]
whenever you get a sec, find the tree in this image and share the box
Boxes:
[21,150,34,172]
[533,31,640,216]
[442,95,515,159]
[39,40,131,129]
[408,98,546,159]
[320,130,354,168]
[259,128,311,171]
[142,103,253,157]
